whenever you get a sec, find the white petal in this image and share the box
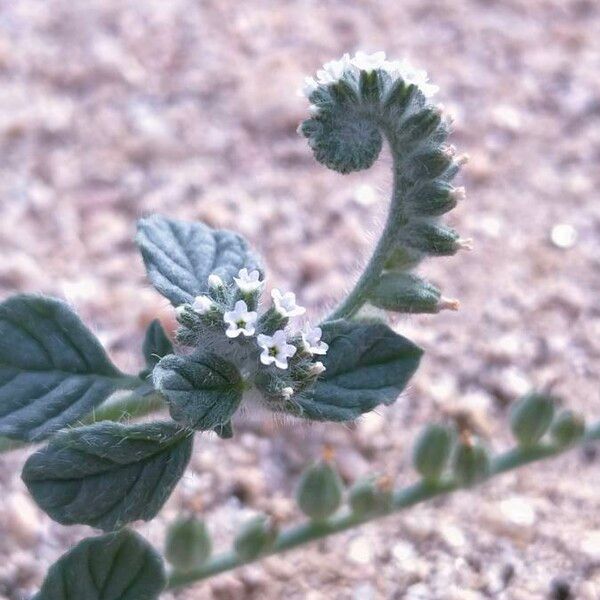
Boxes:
[226,327,241,338]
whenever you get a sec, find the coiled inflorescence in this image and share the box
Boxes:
[298,52,470,317]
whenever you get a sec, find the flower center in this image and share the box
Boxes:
[236,319,246,328]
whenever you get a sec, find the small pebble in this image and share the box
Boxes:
[550,224,577,249]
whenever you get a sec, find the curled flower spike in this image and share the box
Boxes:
[272,289,306,318]
[301,323,329,356]
[257,330,297,369]
[192,295,214,315]
[234,268,263,293]
[223,300,258,338]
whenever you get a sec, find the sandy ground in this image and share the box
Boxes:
[1,0,600,598]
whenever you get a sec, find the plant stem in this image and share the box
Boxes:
[327,129,404,321]
[167,420,600,589]
[0,388,167,455]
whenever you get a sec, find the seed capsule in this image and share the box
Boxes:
[165,517,212,572]
[510,393,555,447]
[452,441,490,487]
[296,459,344,521]
[550,410,585,447]
[234,515,277,561]
[413,424,454,482]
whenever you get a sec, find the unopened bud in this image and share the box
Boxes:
[208,274,224,288]
[165,517,212,572]
[437,297,460,312]
[296,459,344,521]
[452,440,490,487]
[309,361,326,376]
[281,386,294,400]
[192,295,214,315]
[402,223,462,257]
[369,272,442,314]
[550,410,585,447]
[413,424,454,482]
[234,515,277,561]
[349,476,392,516]
[399,107,443,144]
[510,392,555,447]
[407,181,459,217]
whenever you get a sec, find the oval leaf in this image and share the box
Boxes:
[34,529,166,600]
[153,352,243,430]
[136,215,262,306]
[0,295,132,441]
[290,319,422,421]
[22,421,193,531]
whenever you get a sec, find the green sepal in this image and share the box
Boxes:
[139,319,174,379]
[413,424,454,482]
[296,459,344,521]
[136,215,262,307]
[369,272,442,314]
[398,107,443,145]
[153,352,243,430]
[383,80,416,114]
[401,222,461,256]
[408,147,454,181]
[34,529,166,600]
[287,319,422,422]
[452,441,490,487]
[165,517,212,573]
[510,392,555,447]
[234,515,278,561]
[550,410,585,447]
[22,421,193,531]
[329,79,360,106]
[407,181,459,216]
[359,69,383,104]
[0,294,134,442]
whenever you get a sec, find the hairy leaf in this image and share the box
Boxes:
[22,421,193,531]
[140,319,174,379]
[153,352,243,430]
[136,215,262,306]
[34,529,166,600]
[0,295,132,441]
[291,319,422,421]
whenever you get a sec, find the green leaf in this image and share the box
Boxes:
[0,295,132,442]
[139,319,174,379]
[22,421,193,531]
[136,215,262,306]
[34,529,166,600]
[153,352,243,430]
[291,319,422,421]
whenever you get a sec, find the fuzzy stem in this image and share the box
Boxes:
[167,420,600,589]
[326,128,408,321]
[0,388,167,455]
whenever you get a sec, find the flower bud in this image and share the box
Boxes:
[296,459,344,521]
[452,441,490,487]
[349,476,392,516]
[401,222,463,257]
[408,146,455,181]
[384,246,423,272]
[413,424,454,482]
[408,182,462,217]
[165,517,212,572]
[257,306,288,336]
[234,515,277,561]
[369,273,441,314]
[399,107,443,145]
[510,393,555,447]
[359,69,384,104]
[550,410,585,447]
[383,79,415,114]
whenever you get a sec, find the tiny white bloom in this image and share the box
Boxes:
[388,59,438,98]
[300,323,329,356]
[223,300,257,338]
[309,361,327,376]
[271,289,306,318]
[234,268,263,293]
[281,386,294,399]
[192,295,214,314]
[309,104,320,116]
[298,76,319,98]
[208,273,224,288]
[257,330,297,370]
[352,51,387,72]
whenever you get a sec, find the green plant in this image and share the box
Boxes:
[0,51,595,599]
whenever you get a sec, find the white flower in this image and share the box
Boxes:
[208,273,224,288]
[298,76,319,98]
[223,300,257,338]
[192,295,214,314]
[352,51,387,72]
[234,268,263,293]
[281,386,294,399]
[386,59,438,98]
[271,289,306,317]
[257,330,297,370]
[300,323,329,356]
[309,361,326,376]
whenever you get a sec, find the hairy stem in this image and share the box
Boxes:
[0,388,167,455]
[167,420,600,589]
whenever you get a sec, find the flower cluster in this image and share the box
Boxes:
[300,51,439,101]
[175,268,329,406]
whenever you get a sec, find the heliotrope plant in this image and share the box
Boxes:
[0,51,597,599]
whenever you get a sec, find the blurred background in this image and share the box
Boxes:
[1,0,600,598]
